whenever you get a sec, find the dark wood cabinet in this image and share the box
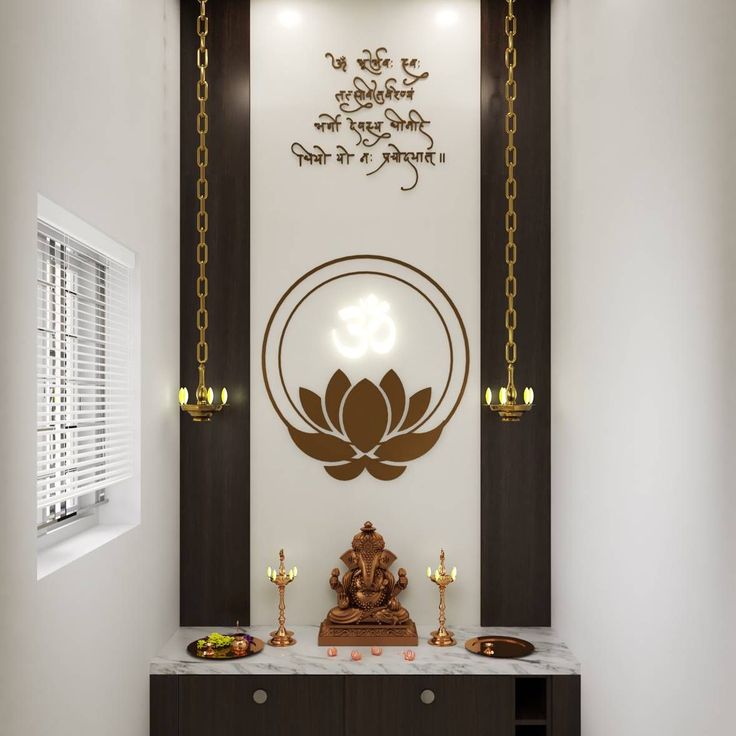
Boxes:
[345,675,514,736]
[152,674,580,736]
[178,675,344,736]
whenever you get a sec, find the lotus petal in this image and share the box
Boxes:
[365,459,407,481]
[324,370,351,433]
[342,379,389,453]
[375,425,444,462]
[325,458,367,481]
[287,426,355,462]
[399,387,432,431]
[299,387,331,431]
[380,370,406,432]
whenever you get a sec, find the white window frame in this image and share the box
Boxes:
[36,195,140,578]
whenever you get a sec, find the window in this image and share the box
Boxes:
[36,198,135,539]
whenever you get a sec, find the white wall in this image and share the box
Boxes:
[251,0,480,625]
[551,1,736,734]
[0,1,180,735]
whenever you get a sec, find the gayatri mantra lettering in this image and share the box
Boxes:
[291,46,443,191]
[291,143,355,166]
[366,145,446,192]
[335,77,415,113]
[314,109,432,150]
[290,142,446,190]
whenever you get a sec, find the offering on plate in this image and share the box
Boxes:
[187,628,262,660]
[196,632,234,653]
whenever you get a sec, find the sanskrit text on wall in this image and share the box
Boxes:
[290,47,446,192]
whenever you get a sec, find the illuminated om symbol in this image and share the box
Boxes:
[332,294,396,359]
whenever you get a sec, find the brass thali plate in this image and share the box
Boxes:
[187,634,265,660]
[464,635,535,659]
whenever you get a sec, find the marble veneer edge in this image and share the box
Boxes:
[150,626,580,676]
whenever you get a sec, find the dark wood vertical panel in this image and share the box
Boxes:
[180,0,251,625]
[481,0,551,625]
[150,675,178,736]
[551,676,581,735]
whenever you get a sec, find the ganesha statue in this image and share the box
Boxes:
[318,521,418,646]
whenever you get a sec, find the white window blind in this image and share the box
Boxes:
[36,218,133,531]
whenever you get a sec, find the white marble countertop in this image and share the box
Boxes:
[150,625,579,676]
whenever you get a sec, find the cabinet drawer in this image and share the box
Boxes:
[345,675,514,736]
[179,675,343,736]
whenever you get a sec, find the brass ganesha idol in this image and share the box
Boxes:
[318,521,418,646]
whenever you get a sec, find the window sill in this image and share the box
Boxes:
[37,522,137,580]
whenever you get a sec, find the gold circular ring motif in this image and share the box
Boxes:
[261,255,469,480]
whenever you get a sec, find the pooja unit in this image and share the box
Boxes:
[152,0,570,733]
[152,626,579,736]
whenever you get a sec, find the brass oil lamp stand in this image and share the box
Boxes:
[267,549,298,647]
[426,549,457,647]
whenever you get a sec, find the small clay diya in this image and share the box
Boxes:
[403,649,416,661]
[371,646,383,656]
[350,650,362,661]
[327,647,338,657]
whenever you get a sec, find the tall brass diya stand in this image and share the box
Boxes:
[318,522,418,646]
[426,549,457,646]
[267,549,298,647]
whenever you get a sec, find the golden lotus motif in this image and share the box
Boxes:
[261,256,470,482]
[287,369,443,481]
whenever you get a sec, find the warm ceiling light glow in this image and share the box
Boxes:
[435,7,458,27]
[278,8,302,28]
[332,294,396,359]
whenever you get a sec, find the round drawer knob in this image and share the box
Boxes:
[420,689,435,705]
[252,689,268,705]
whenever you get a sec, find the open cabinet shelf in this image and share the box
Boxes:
[515,677,549,734]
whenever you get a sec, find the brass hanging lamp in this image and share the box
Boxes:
[179,0,228,421]
[486,0,534,422]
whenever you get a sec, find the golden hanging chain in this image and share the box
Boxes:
[503,0,518,400]
[195,0,210,377]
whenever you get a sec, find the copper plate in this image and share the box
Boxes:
[464,636,535,659]
[187,634,265,660]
